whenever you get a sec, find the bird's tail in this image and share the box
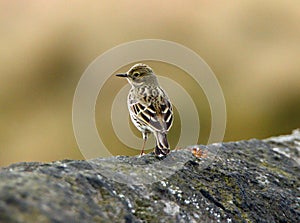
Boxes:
[154,132,170,157]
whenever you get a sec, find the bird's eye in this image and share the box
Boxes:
[132,71,140,77]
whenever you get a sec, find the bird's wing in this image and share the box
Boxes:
[129,89,173,133]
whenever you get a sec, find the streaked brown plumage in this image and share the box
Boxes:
[116,63,173,156]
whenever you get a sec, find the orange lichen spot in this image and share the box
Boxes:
[192,148,208,158]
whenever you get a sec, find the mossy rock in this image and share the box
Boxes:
[0,130,299,223]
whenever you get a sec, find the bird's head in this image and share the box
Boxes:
[116,63,158,87]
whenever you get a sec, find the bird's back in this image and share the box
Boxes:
[128,85,173,133]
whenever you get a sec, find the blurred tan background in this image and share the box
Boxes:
[1,1,299,166]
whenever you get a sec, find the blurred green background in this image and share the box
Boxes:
[1,1,299,166]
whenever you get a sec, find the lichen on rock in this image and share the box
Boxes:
[0,131,299,223]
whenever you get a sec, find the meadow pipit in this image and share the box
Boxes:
[116,64,173,157]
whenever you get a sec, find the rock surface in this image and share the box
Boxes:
[0,130,299,223]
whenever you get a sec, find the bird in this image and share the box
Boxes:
[116,63,173,157]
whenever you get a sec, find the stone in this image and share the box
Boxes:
[0,130,299,223]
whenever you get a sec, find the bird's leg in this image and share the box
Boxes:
[140,132,148,156]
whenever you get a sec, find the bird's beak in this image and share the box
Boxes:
[115,73,128,77]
